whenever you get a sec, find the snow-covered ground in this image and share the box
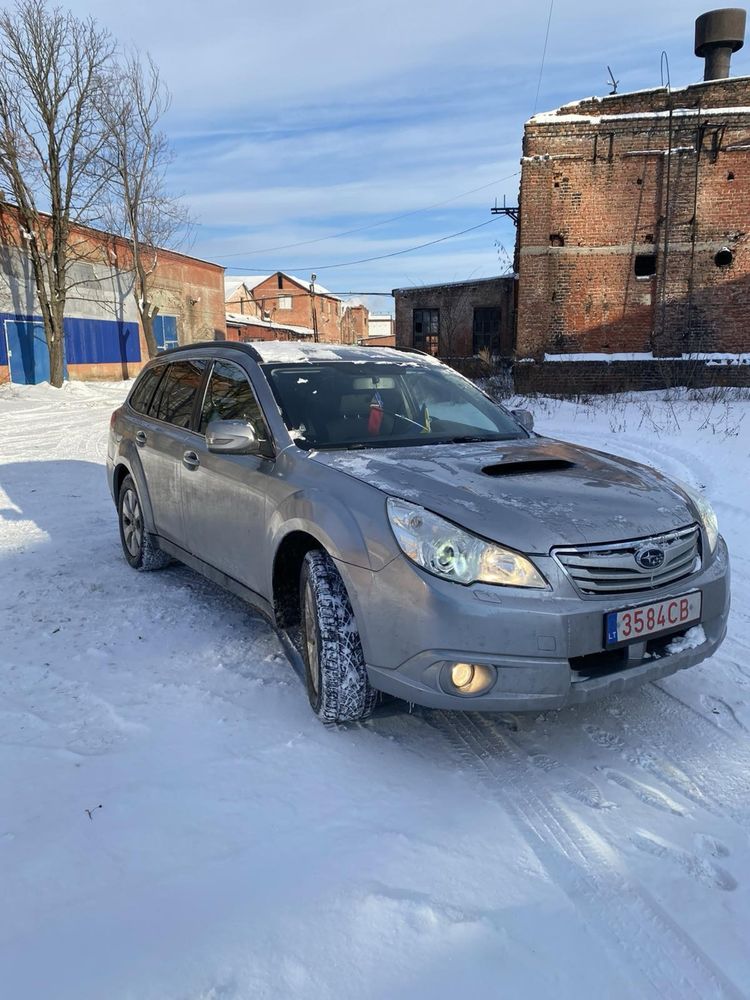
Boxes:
[1,380,749,1000]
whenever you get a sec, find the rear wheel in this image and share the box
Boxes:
[300,550,377,722]
[117,475,170,571]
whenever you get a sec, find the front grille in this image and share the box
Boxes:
[553,525,701,596]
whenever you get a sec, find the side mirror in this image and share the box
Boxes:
[511,408,534,432]
[206,418,262,455]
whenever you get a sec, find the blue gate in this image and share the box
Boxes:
[5,320,50,384]
[154,315,179,351]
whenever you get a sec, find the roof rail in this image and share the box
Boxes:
[154,340,264,363]
[387,345,433,357]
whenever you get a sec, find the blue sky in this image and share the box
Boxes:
[74,1,749,311]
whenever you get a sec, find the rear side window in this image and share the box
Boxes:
[199,360,269,440]
[129,366,165,414]
[150,359,208,428]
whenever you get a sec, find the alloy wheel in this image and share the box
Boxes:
[304,579,320,695]
[121,488,143,558]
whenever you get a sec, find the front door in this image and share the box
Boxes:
[181,359,274,598]
[5,320,50,384]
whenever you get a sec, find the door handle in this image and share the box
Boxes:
[135,430,147,446]
[183,449,200,470]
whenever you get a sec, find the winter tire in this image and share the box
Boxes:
[300,549,377,723]
[117,475,171,572]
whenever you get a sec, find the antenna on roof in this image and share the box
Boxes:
[607,66,619,95]
[660,50,671,93]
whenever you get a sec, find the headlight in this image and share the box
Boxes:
[386,497,547,588]
[675,481,719,554]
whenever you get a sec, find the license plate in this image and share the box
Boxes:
[605,592,702,647]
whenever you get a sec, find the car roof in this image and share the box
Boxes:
[153,340,436,366]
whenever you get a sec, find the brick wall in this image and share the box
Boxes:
[516,76,750,373]
[340,304,369,344]
[394,277,515,357]
[514,359,750,395]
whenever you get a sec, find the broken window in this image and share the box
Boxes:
[413,309,439,355]
[473,307,501,355]
[634,254,657,278]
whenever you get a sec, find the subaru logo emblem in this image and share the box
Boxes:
[634,545,665,570]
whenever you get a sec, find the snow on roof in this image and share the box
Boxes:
[224,273,335,300]
[528,105,750,126]
[249,341,433,364]
[225,312,315,338]
[280,273,333,296]
[224,276,269,300]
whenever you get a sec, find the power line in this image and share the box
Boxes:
[229,289,397,300]
[223,216,502,273]
[532,0,555,116]
[218,171,520,258]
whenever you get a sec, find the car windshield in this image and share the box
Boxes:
[261,360,527,450]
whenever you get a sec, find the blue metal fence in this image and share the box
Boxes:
[1,311,142,380]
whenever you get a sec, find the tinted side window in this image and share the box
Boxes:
[129,366,165,414]
[150,360,208,428]
[199,360,269,440]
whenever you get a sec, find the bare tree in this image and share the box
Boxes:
[0,1,114,386]
[439,285,471,358]
[101,52,191,360]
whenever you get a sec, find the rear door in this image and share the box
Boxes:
[134,358,209,544]
[181,359,274,597]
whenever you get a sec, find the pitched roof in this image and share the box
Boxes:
[224,272,334,300]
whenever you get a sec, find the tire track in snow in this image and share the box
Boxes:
[427,711,743,999]
[580,687,750,835]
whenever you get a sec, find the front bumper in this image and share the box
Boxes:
[338,537,730,712]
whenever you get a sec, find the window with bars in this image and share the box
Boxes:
[472,307,501,355]
[413,308,439,355]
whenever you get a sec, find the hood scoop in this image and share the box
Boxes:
[482,458,576,477]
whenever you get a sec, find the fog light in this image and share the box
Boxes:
[444,662,496,696]
[451,663,475,689]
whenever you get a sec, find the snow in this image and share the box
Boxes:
[540,352,750,365]
[225,312,315,338]
[666,625,707,655]
[250,340,415,364]
[529,106,750,125]
[2,382,750,998]
[224,274,334,299]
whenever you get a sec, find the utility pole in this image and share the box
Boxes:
[310,273,319,342]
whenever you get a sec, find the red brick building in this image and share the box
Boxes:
[225,272,344,343]
[515,74,750,390]
[0,203,225,384]
[225,312,314,342]
[340,303,369,344]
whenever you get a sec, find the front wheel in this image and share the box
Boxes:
[117,475,171,572]
[300,550,377,722]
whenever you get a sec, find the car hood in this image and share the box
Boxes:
[310,437,696,552]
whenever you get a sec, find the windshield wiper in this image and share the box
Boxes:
[441,435,504,444]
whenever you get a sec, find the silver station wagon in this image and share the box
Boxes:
[107,341,730,722]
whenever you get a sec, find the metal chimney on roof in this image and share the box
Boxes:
[695,8,746,80]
